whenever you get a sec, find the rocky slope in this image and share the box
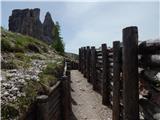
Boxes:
[1,28,64,120]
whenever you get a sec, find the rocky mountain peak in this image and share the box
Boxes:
[43,12,55,43]
[9,8,56,44]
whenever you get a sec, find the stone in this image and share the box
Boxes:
[9,8,56,44]
[3,91,9,96]
[43,12,55,43]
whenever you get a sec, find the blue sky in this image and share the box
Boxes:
[1,1,160,53]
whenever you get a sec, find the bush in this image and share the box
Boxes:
[30,54,46,60]
[1,104,19,120]
[26,43,40,53]
[1,60,18,69]
[39,61,63,87]
[1,39,14,52]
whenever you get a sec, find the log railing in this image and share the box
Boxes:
[78,26,160,120]
[24,59,78,120]
[36,59,72,120]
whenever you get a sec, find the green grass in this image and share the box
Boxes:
[1,28,49,53]
[1,80,41,120]
[1,60,18,69]
[1,104,19,120]
[39,62,63,87]
[30,53,46,60]
[15,53,31,61]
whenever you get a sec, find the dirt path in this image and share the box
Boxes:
[70,70,112,120]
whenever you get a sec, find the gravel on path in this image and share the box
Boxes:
[70,70,112,120]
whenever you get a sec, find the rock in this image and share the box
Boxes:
[43,12,55,43]
[3,91,9,97]
[30,75,38,81]
[9,8,56,44]
[9,8,43,40]
[80,88,85,91]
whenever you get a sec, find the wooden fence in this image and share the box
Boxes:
[79,26,160,120]
[24,59,77,120]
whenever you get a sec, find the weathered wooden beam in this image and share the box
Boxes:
[82,47,85,74]
[112,41,121,120]
[84,47,87,77]
[139,39,160,54]
[102,44,110,106]
[36,95,49,120]
[91,46,97,90]
[139,55,160,70]
[86,46,91,82]
[78,48,81,71]
[123,26,139,120]
[139,99,160,120]
[66,70,72,112]
[140,69,160,86]
[61,76,70,120]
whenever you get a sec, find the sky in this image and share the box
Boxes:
[1,0,160,54]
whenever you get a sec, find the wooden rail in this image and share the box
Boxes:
[78,26,160,120]
[24,59,78,120]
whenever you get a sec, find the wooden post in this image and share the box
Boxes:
[61,76,70,120]
[112,41,121,120]
[91,46,97,90]
[86,46,91,82]
[36,95,49,120]
[82,47,85,74]
[66,70,72,112]
[102,44,110,105]
[123,26,139,120]
[81,47,83,73]
[84,47,87,77]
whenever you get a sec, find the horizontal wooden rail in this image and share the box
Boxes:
[78,26,160,120]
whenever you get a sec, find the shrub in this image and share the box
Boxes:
[30,54,46,60]
[1,60,18,69]
[1,39,15,52]
[26,43,40,53]
[1,104,19,120]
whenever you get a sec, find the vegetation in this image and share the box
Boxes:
[39,61,63,87]
[2,60,64,120]
[1,60,19,69]
[30,53,46,60]
[52,22,65,55]
[1,27,65,119]
[1,28,49,53]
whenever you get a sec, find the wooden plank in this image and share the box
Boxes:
[79,48,81,71]
[112,41,121,120]
[61,76,70,120]
[123,26,139,120]
[138,40,160,54]
[102,44,111,106]
[91,46,98,90]
[84,47,87,77]
[86,46,91,82]
[139,55,160,70]
[36,95,49,120]
[48,89,61,110]
[49,98,61,116]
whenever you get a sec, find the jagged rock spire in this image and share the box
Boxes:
[43,12,55,40]
[9,8,56,44]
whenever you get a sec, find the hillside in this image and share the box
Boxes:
[1,28,64,120]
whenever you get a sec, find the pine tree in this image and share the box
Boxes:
[52,22,65,54]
